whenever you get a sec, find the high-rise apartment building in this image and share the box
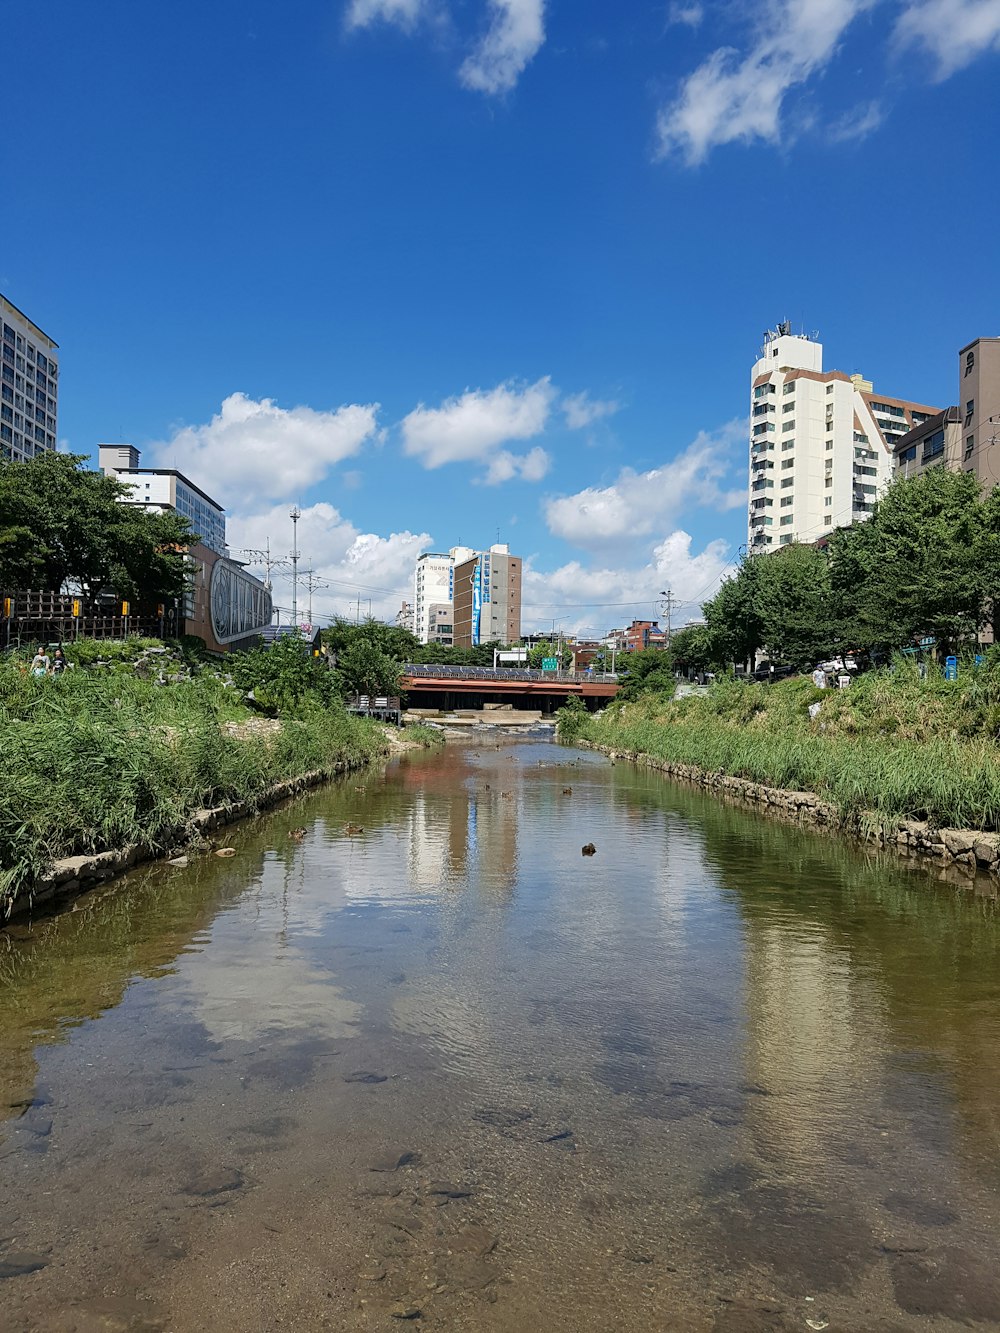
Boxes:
[749,324,938,550]
[413,553,453,644]
[99,444,227,554]
[1,294,59,462]
[452,544,521,648]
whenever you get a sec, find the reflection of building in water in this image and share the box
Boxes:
[407,788,472,890]
[405,778,519,898]
[740,921,888,1162]
[469,786,520,898]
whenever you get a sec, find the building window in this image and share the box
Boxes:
[781,440,794,451]
[780,496,793,507]
[922,429,945,462]
[824,496,832,507]
[782,400,795,411]
[824,516,833,525]
[965,400,975,427]
[965,435,975,458]
[780,478,793,489]
[898,445,917,465]
[826,384,834,394]
[825,476,833,488]
[781,420,795,432]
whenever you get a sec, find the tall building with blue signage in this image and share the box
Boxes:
[452,544,521,648]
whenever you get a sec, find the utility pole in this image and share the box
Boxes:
[290,507,301,629]
[233,539,288,592]
[659,589,679,648]
[299,569,329,626]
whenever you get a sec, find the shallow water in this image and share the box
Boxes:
[3,739,1000,1331]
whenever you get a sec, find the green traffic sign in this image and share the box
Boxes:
[542,657,559,671]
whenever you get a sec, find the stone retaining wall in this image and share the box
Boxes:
[587,744,1000,885]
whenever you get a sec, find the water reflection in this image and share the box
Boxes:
[3,741,1000,1331]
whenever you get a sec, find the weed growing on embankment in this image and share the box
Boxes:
[0,658,385,912]
[562,663,1000,833]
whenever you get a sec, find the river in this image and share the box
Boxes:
[3,739,1000,1331]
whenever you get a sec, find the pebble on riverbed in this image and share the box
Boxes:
[582,842,597,856]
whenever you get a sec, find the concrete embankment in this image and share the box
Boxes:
[584,743,1000,890]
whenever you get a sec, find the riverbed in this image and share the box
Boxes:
[3,739,1000,1331]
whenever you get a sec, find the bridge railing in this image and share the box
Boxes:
[402,664,618,684]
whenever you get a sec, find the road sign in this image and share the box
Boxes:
[542,657,559,671]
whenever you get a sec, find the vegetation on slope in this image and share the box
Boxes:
[0,652,386,912]
[562,665,1000,833]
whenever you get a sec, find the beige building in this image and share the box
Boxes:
[894,407,963,478]
[452,544,521,648]
[893,337,1000,485]
[1,293,59,462]
[958,337,1000,484]
[749,324,938,550]
[426,603,454,646]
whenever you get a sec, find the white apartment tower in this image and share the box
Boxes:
[1,294,59,462]
[413,552,453,644]
[749,324,938,550]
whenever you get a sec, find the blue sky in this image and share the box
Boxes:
[3,0,999,635]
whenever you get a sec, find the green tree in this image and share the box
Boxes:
[702,562,764,671]
[527,639,572,669]
[322,616,420,661]
[829,469,992,655]
[337,638,403,699]
[229,634,338,715]
[751,541,833,668]
[668,624,719,675]
[616,646,676,701]
[0,452,192,608]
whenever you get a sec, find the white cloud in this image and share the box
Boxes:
[544,420,746,552]
[483,445,551,484]
[668,3,705,27]
[228,501,430,625]
[520,530,734,639]
[827,98,884,141]
[345,0,426,30]
[561,392,620,430]
[459,0,546,93]
[151,393,379,511]
[657,0,875,164]
[401,376,556,477]
[895,0,1000,77]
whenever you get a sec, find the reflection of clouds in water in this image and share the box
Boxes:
[173,853,363,1044]
[742,921,889,1163]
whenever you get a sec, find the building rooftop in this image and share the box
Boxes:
[111,467,225,514]
[892,406,961,452]
[0,292,59,350]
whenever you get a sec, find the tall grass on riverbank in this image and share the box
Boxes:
[0,663,385,911]
[565,666,1000,833]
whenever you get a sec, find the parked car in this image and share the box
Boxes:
[752,660,795,682]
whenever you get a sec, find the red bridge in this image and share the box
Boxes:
[401,665,619,713]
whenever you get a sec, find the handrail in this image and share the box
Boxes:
[402,664,618,684]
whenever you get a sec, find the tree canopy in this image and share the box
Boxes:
[0,452,193,609]
[695,468,1000,671]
